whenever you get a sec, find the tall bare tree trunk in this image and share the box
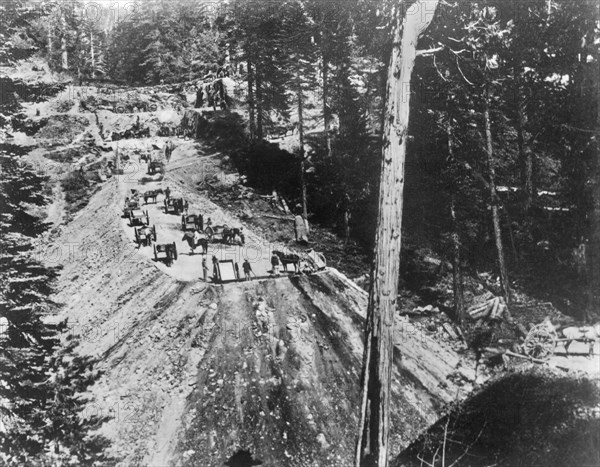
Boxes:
[447,121,465,322]
[297,81,308,224]
[323,52,332,157]
[343,193,351,245]
[247,59,256,139]
[355,2,439,466]
[484,85,510,305]
[90,30,96,79]
[48,28,53,57]
[256,67,264,139]
[451,197,465,322]
[61,35,68,70]
[61,14,68,71]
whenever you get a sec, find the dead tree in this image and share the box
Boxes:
[355,1,440,466]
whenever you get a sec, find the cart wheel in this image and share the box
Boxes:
[205,227,214,240]
[172,242,178,260]
[152,226,157,242]
[153,244,158,261]
[524,326,557,360]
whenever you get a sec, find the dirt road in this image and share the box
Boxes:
[115,137,292,283]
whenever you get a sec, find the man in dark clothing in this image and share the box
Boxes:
[195,87,204,108]
[212,255,220,282]
[243,259,254,281]
[202,257,209,282]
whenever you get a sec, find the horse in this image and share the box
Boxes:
[143,189,164,205]
[559,322,600,356]
[273,250,301,273]
[223,227,245,245]
[182,232,208,255]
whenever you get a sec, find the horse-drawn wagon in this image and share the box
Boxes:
[182,213,203,231]
[143,189,163,204]
[154,242,178,267]
[129,209,150,227]
[134,225,156,247]
[204,224,244,245]
[273,250,301,273]
[147,161,165,175]
[139,152,152,164]
[523,320,600,360]
[123,200,140,217]
[164,197,188,215]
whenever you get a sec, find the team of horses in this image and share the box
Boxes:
[121,141,324,278]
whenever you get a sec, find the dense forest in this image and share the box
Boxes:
[2,0,598,314]
[1,0,598,465]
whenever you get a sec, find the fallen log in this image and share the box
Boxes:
[483,347,570,371]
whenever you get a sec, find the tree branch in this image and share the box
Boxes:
[417,46,444,56]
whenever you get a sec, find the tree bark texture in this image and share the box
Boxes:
[297,82,308,222]
[355,2,439,466]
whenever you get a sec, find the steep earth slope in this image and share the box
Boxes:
[15,83,477,465]
[45,146,475,466]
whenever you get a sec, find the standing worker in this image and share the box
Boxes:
[202,257,209,282]
[243,259,254,281]
[212,255,220,282]
[164,140,175,162]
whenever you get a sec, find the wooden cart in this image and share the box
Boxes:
[182,213,203,231]
[129,209,150,227]
[134,225,156,247]
[153,242,178,267]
